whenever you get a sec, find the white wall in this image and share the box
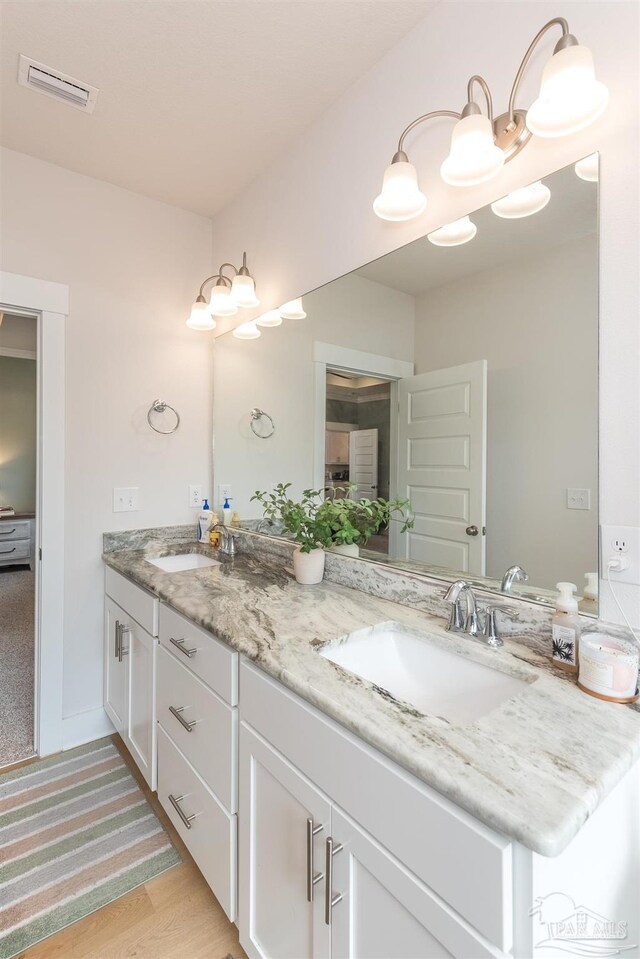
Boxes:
[210,1,640,625]
[414,235,598,590]
[0,148,213,734]
[214,273,414,517]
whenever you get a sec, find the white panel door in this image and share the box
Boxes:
[330,807,502,959]
[239,722,331,959]
[348,429,378,501]
[394,361,487,574]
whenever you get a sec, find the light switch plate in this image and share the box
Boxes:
[600,525,640,585]
[567,488,591,510]
[113,487,139,512]
[219,483,232,505]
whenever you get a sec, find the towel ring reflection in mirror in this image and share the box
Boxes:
[147,399,180,434]
[250,408,275,439]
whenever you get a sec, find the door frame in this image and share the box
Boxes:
[1,271,67,758]
[312,342,413,492]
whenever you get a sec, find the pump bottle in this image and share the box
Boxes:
[552,582,580,673]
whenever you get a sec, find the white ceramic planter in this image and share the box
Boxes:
[331,543,360,558]
[293,547,326,585]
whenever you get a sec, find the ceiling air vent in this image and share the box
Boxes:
[18,55,99,113]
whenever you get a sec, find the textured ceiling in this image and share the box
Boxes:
[0,0,434,216]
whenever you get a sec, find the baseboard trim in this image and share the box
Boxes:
[62,706,115,751]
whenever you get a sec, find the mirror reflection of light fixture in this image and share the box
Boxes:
[233,320,261,340]
[279,298,307,320]
[255,310,283,328]
[575,152,599,182]
[427,215,477,247]
[374,18,607,221]
[186,251,259,328]
[491,181,551,219]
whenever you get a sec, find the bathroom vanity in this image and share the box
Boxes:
[103,532,640,959]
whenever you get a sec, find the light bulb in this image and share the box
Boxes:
[233,320,261,340]
[575,152,599,182]
[427,216,477,247]
[491,181,551,219]
[255,310,283,328]
[373,159,426,221]
[440,114,504,187]
[526,44,608,138]
[186,299,216,331]
[279,298,307,320]
[209,281,238,317]
[231,273,260,308]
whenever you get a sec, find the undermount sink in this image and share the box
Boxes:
[319,622,533,725]
[146,553,221,572]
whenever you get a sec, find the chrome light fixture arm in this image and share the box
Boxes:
[507,17,573,125]
[396,109,461,160]
[465,75,494,123]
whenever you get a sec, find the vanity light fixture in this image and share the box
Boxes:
[427,215,477,247]
[233,320,261,340]
[186,251,260,329]
[186,297,216,331]
[279,298,307,320]
[255,310,283,328]
[575,152,599,182]
[491,181,551,219]
[374,17,608,221]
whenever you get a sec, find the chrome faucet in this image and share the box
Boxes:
[501,565,528,593]
[443,581,516,647]
[213,523,236,557]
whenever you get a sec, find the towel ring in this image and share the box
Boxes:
[147,399,180,435]
[250,408,275,439]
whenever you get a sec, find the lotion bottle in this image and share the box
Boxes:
[197,499,212,544]
[552,582,580,673]
[222,497,232,526]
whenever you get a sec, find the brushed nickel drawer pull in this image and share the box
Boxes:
[0,529,17,535]
[306,818,324,902]
[115,620,122,659]
[170,636,197,658]
[118,625,130,662]
[0,546,17,554]
[169,705,196,732]
[168,793,196,829]
[324,837,343,925]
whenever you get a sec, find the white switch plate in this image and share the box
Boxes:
[567,488,591,510]
[189,485,203,508]
[600,525,640,585]
[113,487,139,512]
[219,483,232,505]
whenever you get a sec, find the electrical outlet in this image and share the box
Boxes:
[189,485,203,508]
[567,488,591,510]
[600,525,640,585]
[113,487,139,512]
[219,483,232,505]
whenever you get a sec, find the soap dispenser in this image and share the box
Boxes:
[197,499,213,544]
[552,582,580,673]
[222,497,233,526]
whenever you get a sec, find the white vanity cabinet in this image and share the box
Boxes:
[104,568,158,790]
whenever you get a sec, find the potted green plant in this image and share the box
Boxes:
[251,484,333,584]
[318,486,413,557]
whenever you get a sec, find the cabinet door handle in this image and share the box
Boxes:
[168,793,197,829]
[324,837,343,925]
[306,818,324,902]
[118,624,130,662]
[170,636,197,658]
[169,705,197,732]
[115,620,122,659]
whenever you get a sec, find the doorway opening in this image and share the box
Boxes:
[324,369,392,556]
[0,310,38,766]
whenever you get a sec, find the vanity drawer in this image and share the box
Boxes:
[0,538,30,561]
[157,644,237,812]
[157,725,236,921]
[105,567,158,636]
[0,521,30,542]
[159,603,238,706]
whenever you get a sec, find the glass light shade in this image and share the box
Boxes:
[232,320,261,340]
[186,300,216,331]
[427,216,477,247]
[575,152,599,182]
[440,114,504,187]
[526,45,608,137]
[373,160,426,221]
[491,181,551,219]
[209,282,238,317]
[279,298,307,320]
[231,273,260,308]
[255,309,283,328]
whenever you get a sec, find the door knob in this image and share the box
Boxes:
[465,525,479,536]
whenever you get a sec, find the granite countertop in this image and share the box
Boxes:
[103,540,640,857]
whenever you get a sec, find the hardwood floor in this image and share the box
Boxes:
[16,736,248,959]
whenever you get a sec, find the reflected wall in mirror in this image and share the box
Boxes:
[214,158,599,613]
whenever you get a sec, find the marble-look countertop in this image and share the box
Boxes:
[103,540,640,857]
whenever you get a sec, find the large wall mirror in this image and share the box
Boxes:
[213,158,599,613]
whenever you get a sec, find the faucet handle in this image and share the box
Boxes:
[481,604,518,648]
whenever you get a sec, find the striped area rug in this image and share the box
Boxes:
[0,737,181,959]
